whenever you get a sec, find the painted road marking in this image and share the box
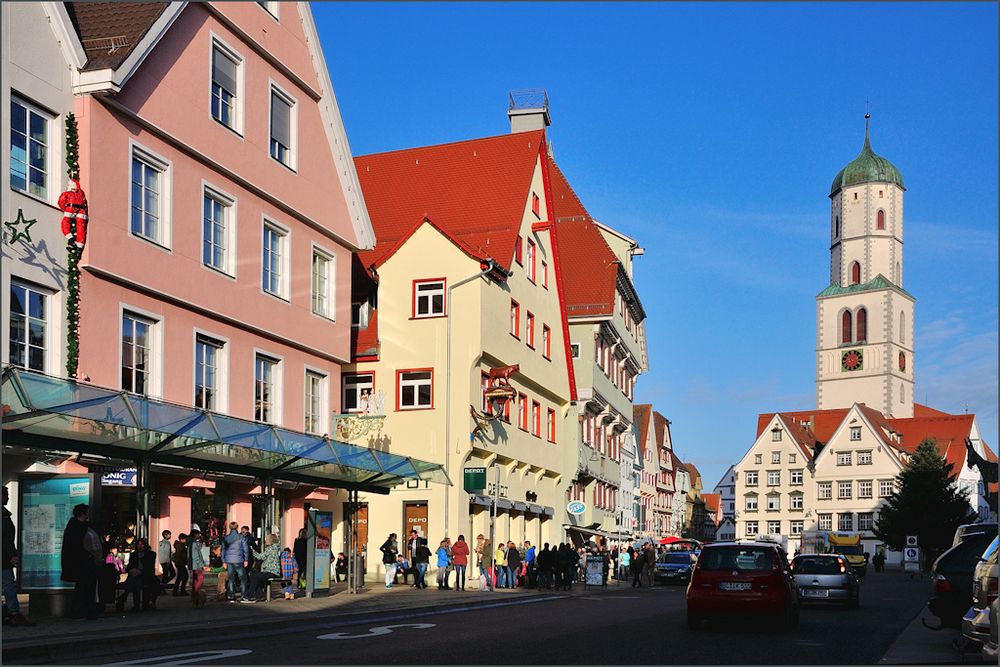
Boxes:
[105,650,252,665]
[318,623,436,640]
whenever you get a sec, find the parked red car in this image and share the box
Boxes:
[686,541,800,631]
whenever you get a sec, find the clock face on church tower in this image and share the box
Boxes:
[842,350,863,372]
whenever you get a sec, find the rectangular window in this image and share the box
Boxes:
[254,354,279,423]
[531,401,541,437]
[202,188,232,273]
[526,312,535,348]
[771,451,781,463]
[766,495,780,511]
[745,521,758,537]
[514,235,523,265]
[194,334,223,410]
[789,453,796,464]
[541,261,548,288]
[311,250,334,318]
[858,480,873,499]
[510,300,520,338]
[342,373,373,414]
[857,513,874,531]
[790,520,803,535]
[413,279,445,318]
[790,469,803,485]
[838,481,852,499]
[398,370,432,410]
[517,393,528,431]
[351,302,369,329]
[131,151,164,244]
[304,371,326,434]
[211,44,239,131]
[818,514,832,531]
[772,430,782,442]
[838,513,853,531]
[8,281,48,372]
[570,343,579,359]
[526,240,536,282]
[790,494,803,510]
[269,87,294,167]
[754,453,762,464]
[837,451,852,466]
[767,521,781,534]
[879,480,894,498]
[857,450,873,465]
[767,470,780,486]
[481,372,489,413]
[850,426,862,441]
[122,312,154,395]
[262,222,287,298]
[10,95,50,199]
[547,408,556,443]
[531,192,540,218]
[818,481,832,499]
[745,495,757,512]
[542,325,551,359]
[745,471,758,486]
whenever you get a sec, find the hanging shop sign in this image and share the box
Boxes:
[463,467,487,493]
[19,476,91,589]
[567,500,587,516]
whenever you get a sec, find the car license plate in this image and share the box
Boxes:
[719,582,752,591]
[802,588,829,598]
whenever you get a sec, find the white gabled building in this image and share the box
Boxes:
[713,464,737,518]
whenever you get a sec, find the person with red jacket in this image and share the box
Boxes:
[451,535,471,591]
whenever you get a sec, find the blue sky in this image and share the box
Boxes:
[314,2,999,491]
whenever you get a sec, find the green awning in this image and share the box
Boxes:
[1,366,450,493]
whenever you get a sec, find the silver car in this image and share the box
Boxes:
[791,554,860,608]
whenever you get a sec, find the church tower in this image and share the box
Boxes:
[816,115,914,418]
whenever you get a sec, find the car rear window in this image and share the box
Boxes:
[793,556,842,574]
[699,547,774,571]
[661,553,692,564]
[939,533,995,573]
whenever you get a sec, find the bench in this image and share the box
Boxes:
[265,578,295,602]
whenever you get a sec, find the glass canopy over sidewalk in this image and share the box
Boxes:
[1,366,450,494]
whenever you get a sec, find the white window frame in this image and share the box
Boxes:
[766,494,780,511]
[526,239,536,283]
[398,370,433,410]
[128,141,172,250]
[879,479,895,498]
[745,471,758,487]
[767,470,780,486]
[790,469,803,485]
[311,245,336,320]
[342,373,374,414]
[790,520,803,535]
[744,495,758,512]
[818,481,832,500]
[745,521,758,537]
[790,493,803,510]
[838,513,853,531]
[837,451,852,466]
[253,350,283,424]
[767,520,781,535]
[771,451,780,463]
[201,181,237,277]
[8,279,53,373]
[838,480,852,499]
[193,329,228,412]
[850,426,862,441]
[119,305,162,398]
[857,450,873,465]
[261,217,290,301]
[413,279,446,318]
[857,513,875,531]
[754,453,762,464]
[9,94,55,203]
[858,480,873,499]
[351,302,369,329]
[818,514,832,531]
[209,34,245,135]
[256,0,279,19]
[771,430,781,442]
[303,367,328,435]
[268,80,298,170]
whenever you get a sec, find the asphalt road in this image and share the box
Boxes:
[17,570,930,665]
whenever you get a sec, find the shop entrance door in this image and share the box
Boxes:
[344,502,368,573]
[403,501,428,543]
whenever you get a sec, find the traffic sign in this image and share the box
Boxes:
[905,535,918,547]
[904,547,919,562]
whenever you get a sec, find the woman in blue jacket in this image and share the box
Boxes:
[435,538,452,590]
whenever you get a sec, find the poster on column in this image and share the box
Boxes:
[19,476,91,589]
[314,510,332,590]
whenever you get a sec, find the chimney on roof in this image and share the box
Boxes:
[508,88,551,134]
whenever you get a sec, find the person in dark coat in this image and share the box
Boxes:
[292,528,308,589]
[117,538,158,611]
[505,541,521,588]
[3,486,34,626]
[630,545,644,588]
[61,503,102,619]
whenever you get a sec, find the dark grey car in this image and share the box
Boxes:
[791,554,860,608]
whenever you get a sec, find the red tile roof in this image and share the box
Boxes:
[889,414,977,474]
[702,493,721,517]
[633,404,652,458]
[555,220,619,318]
[683,462,702,487]
[354,130,546,271]
[653,412,669,449]
[775,415,820,460]
[66,2,168,71]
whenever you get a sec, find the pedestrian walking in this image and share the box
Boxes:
[414,538,432,589]
[435,538,452,590]
[222,521,249,602]
[189,529,207,608]
[630,546,643,588]
[451,535,471,591]
[158,530,174,589]
[172,533,189,596]
[279,547,298,600]
[619,547,631,581]
[2,486,34,626]
[478,538,493,591]
[642,543,656,587]
[380,533,399,589]
[61,503,102,619]
[873,551,886,572]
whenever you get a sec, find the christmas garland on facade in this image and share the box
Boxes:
[65,113,81,379]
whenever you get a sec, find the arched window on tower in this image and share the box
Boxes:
[834,216,840,238]
[842,310,853,344]
[900,311,905,344]
[877,210,886,230]
[896,262,901,284]
[850,262,861,285]
[856,308,867,343]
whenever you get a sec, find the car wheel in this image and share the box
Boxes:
[687,610,703,631]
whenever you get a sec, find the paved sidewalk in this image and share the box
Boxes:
[878,607,980,665]
[2,578,633,661]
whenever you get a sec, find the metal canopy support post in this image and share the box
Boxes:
[263,477,274,537]
[136,458,151,541]
[305,507,316,598]
[489,463,499,592]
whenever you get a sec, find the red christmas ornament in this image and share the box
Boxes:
[58,178,89,248]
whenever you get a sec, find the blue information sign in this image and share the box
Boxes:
[20,477,91,589]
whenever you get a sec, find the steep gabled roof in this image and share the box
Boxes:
[702,493,721,515]
[354,130,546,271]
[557,220,619,318]
[653,411,669,448]
[633,404,652,458]
[889,414,977,473]
[775,414,820,461]
[65,1,167,71]
[756,407,849,443]
[683,462,702,487]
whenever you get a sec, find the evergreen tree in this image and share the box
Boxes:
[874,438,976,567]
